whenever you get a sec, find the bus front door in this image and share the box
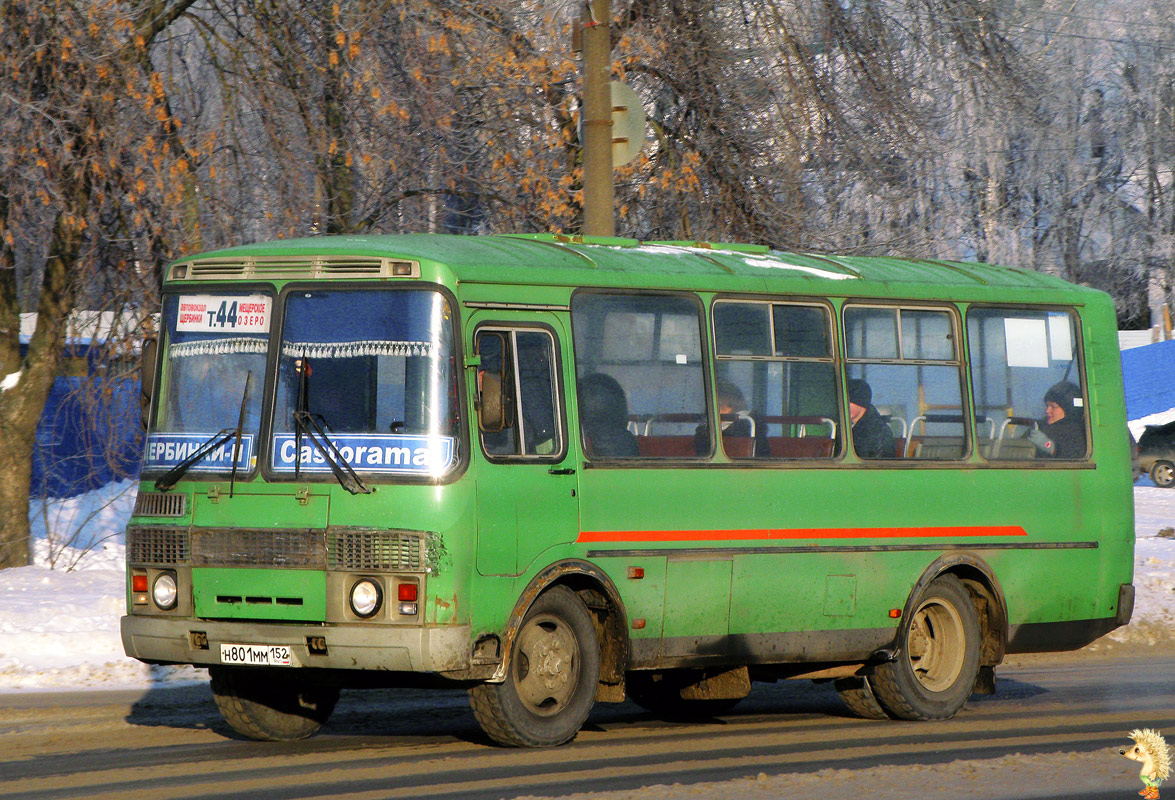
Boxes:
[472,319,579,577]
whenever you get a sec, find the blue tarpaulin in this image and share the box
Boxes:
[25,336,143,499]
[1121,338,1175,422]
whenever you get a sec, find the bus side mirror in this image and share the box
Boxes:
[139,337,157,430]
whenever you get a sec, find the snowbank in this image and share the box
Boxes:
[1,482,204,691]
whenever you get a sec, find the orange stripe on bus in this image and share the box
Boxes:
[576,525,1028,543]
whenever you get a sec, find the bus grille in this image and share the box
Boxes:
[328,529,424,571]
[191,529,326,568]
[127,526,427,571]
[128,527,190,565]
[132,492,187,518]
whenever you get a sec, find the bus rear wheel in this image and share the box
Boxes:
[468,586,600,747]
[833,676,890,720]
[869,575,980,721]
[209,666,338,741]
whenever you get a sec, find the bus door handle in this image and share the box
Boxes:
[548,467,576,475]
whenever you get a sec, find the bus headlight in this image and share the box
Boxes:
[349,579,383,618]
[152,572,178,610]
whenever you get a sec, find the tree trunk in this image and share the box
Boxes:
[0,423,36,567]
[0,209,82,568]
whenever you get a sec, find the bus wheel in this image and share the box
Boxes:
[468,586,600,747]
[209,666,338,741]
[626,671,741,718]
[833,676,890,720]
[1151,461,1175,488]
[870,575,980,721]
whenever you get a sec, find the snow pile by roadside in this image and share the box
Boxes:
[0,480,1173,693]
[0,482,205,691]
[1108,486,1175,646]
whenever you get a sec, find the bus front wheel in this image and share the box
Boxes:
[468,586,600,747]
[209,666,338,741]
[869,575,980,721]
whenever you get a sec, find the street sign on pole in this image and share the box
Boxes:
[610,81,646,167]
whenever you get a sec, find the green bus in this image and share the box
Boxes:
[122,233,1134,746]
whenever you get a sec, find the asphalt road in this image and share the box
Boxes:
[1,653,1172,800]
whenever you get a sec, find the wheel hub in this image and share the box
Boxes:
[907,599,965,692]
[533,634,569,689]
[514,614,580,714]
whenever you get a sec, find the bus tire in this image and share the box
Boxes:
[1151,461,1175,488]
[468,586,600,747]
[870,575,981,721]
[833,676,891,720]
[209,666,338,741]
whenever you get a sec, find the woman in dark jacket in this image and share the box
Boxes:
[1028,380,1086,459]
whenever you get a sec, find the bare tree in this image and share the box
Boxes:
[0,0,198,568]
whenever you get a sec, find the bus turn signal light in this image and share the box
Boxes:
[132,573,149,605]
[397,583,418,616]
[889,609,902,618]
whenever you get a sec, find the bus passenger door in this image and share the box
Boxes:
[471,318,580,577]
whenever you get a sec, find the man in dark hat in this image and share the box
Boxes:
[1027,380,1086,459]
[848,378,895,459]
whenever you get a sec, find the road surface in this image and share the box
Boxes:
[1,651,1170,800]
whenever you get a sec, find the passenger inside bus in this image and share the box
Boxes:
[848,378,896,459]
[694,381,755,456]
[1028,380,1086,458]
[578,373,639,457]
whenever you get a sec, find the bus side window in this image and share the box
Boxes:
[713,300,840,459]
[967,308,1088,461]
[476,328,563,459]
[571,292,707,459]
[844,305,966,460]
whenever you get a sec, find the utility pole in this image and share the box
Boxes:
[581,0,614,237]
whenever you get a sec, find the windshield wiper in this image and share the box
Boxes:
[293,355,371,495]
[228,372,252,498]
[155,372,253,492]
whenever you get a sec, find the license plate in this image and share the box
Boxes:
[219,643,296,666]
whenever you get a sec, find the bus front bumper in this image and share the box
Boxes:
[121,615,471,673]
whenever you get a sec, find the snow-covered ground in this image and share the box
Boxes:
[1,478,1173,694]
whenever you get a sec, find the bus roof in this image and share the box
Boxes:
[172,233,1101,301]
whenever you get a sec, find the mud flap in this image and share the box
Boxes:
[973,665,996,696]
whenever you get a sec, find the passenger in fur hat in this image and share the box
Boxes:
[848,378,895,459]
[1027,380,1086,459]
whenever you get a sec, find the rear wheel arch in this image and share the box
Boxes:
[902,553,1007,668]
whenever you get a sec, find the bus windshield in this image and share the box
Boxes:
[146,292,271,475]
[271,288,460,479]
